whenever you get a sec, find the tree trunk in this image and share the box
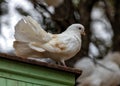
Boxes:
[112,0,120,51]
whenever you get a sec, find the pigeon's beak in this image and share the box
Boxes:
[82,31,86,36]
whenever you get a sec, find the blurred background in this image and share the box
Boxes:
[0,0,120,85]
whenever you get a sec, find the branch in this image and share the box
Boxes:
[37,4,53,16]
[114,0,120,26]
[31,0,53,16]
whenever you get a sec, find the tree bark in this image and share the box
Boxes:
[112,0,120,51]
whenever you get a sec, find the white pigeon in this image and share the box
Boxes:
[13,16,85,66]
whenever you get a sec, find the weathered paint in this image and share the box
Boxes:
[0,54,81,86]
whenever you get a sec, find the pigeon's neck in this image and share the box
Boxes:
[62,29,82,45]
[63,29,82,38]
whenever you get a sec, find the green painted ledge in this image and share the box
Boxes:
[0,53,81,86]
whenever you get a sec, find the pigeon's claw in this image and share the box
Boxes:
[61,59,66,67]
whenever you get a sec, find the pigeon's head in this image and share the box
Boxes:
[67,24,86,36]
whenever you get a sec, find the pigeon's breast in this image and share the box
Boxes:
[58,34,81,60]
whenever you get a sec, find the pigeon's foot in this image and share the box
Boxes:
[56,60,67,67]
[61,59,66,67]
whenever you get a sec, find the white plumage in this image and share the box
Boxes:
[14,16,85,66]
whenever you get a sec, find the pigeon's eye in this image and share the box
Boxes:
[79,27,81,30]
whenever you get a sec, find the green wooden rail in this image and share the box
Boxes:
[0,53,81,86]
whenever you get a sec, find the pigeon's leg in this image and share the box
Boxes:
[56,61,61,66]
[61,60,66,67]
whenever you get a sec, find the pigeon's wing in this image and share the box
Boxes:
[29,34,76,53]
[28,42,45,52]
[15,16,51,43]
[27,34,67,53]
[29,41,66,53]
